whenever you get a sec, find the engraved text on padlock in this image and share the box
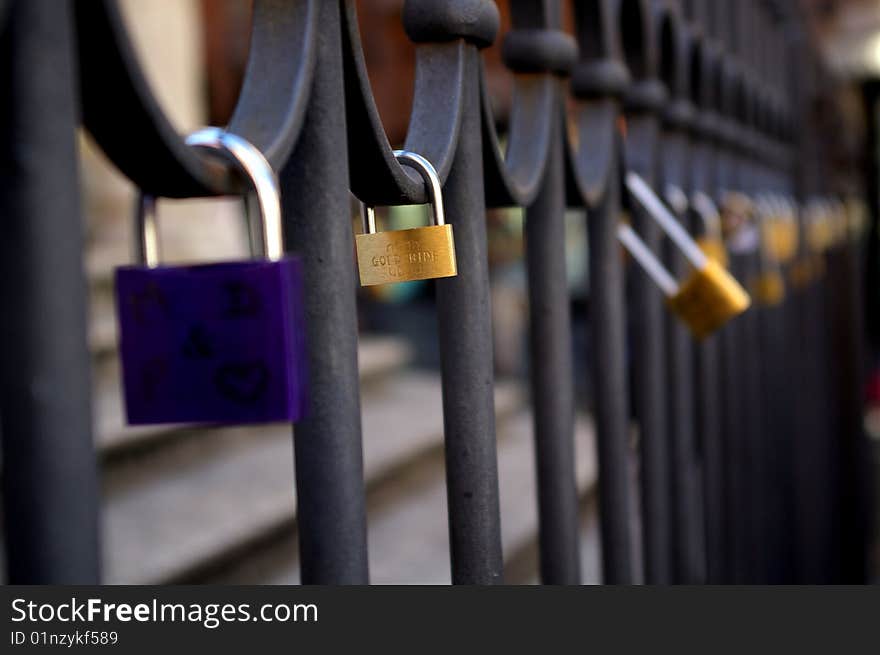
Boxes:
[356,150,457,286]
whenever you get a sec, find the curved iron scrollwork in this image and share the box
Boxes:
[75,0,318,197]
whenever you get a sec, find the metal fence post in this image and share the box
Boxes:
[568,0,640,585]
[436,43,505,584]
[283,0,369,584]
[521,13,582,583]
[622,0,671,585]
[0,0,100,583]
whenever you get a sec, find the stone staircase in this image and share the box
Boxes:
[96,329,603,584]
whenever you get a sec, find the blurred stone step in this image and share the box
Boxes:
[96,336,414,459]
[102,371,523,584]
[208,412,598,585]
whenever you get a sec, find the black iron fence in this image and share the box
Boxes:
[0,0,873,585]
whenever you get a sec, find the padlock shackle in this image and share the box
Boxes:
[185,128,284,262]
[664,184,689,218]
[361,150,445,235]
[691,190,723,241]
[617,223,679,297]
[134,194,161,268]
[134,193,259,268]
[625,172,708,271]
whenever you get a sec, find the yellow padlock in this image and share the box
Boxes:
[846,197,868,239]
[697,236,729,268]
[805,202,833,254]
[621,175,751,340]
[762,217,798,263]
[720,191,755,240]
[355,151,457,287]
[751,270,786,306]
[667,260,751,338]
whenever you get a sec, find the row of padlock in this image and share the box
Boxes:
[114,133,456,428]
[113,128,858,428]
[619,174,866,328]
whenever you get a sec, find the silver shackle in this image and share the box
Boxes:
[134,127,283,267]
[361,150,445,234]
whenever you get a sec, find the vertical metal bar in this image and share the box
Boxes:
[660,132,705,584]
[758,267,797,583]
[715,148,747,583]
[690,110,726,583]
[526,97,581,585]
[282,0,369,584]
[626,116,671,585]
[0,0,100,583]
[827,232,872,583]
[740,248,767,582]
[720,263,748,583]
[588,142,636,584]
[437,46,504,584]
[695,323,725,582]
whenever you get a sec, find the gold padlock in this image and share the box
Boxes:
[696,236,729,268]
[751,270,786,306]
[621,175,751,340]
[846,196,868,239]
[805,202,834,254]
[720,191,755,240]
[667,260,751,338]
[759,196,798,265]
[356,150,457,286]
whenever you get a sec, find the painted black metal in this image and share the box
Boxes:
[502,2,582,585]
[435,44,504,584]
[687,34,726,584]
[567,0,638,584]
[346,0,506,584]
[657,3,705,585]
[403,0,500,48]
[76,0,318,197]
[621,0,673,584]
[625,115,673,586]
[586,143,636,584]
[0,0,100,583]
[525,87,581,585]
[283,0,369,584]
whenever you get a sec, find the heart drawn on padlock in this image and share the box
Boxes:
[214,362,269,404]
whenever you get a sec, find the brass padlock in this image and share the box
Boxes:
[696,237,728,266]
[751,270,786,306]
[667,259,752,338]
[805,201,834,254]
[757,195,798,265]
[621,173,750,339]
[356,150,457,286]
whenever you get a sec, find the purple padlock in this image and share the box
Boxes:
[115,128,307,425]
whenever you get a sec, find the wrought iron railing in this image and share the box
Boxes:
[0,0,871,585]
